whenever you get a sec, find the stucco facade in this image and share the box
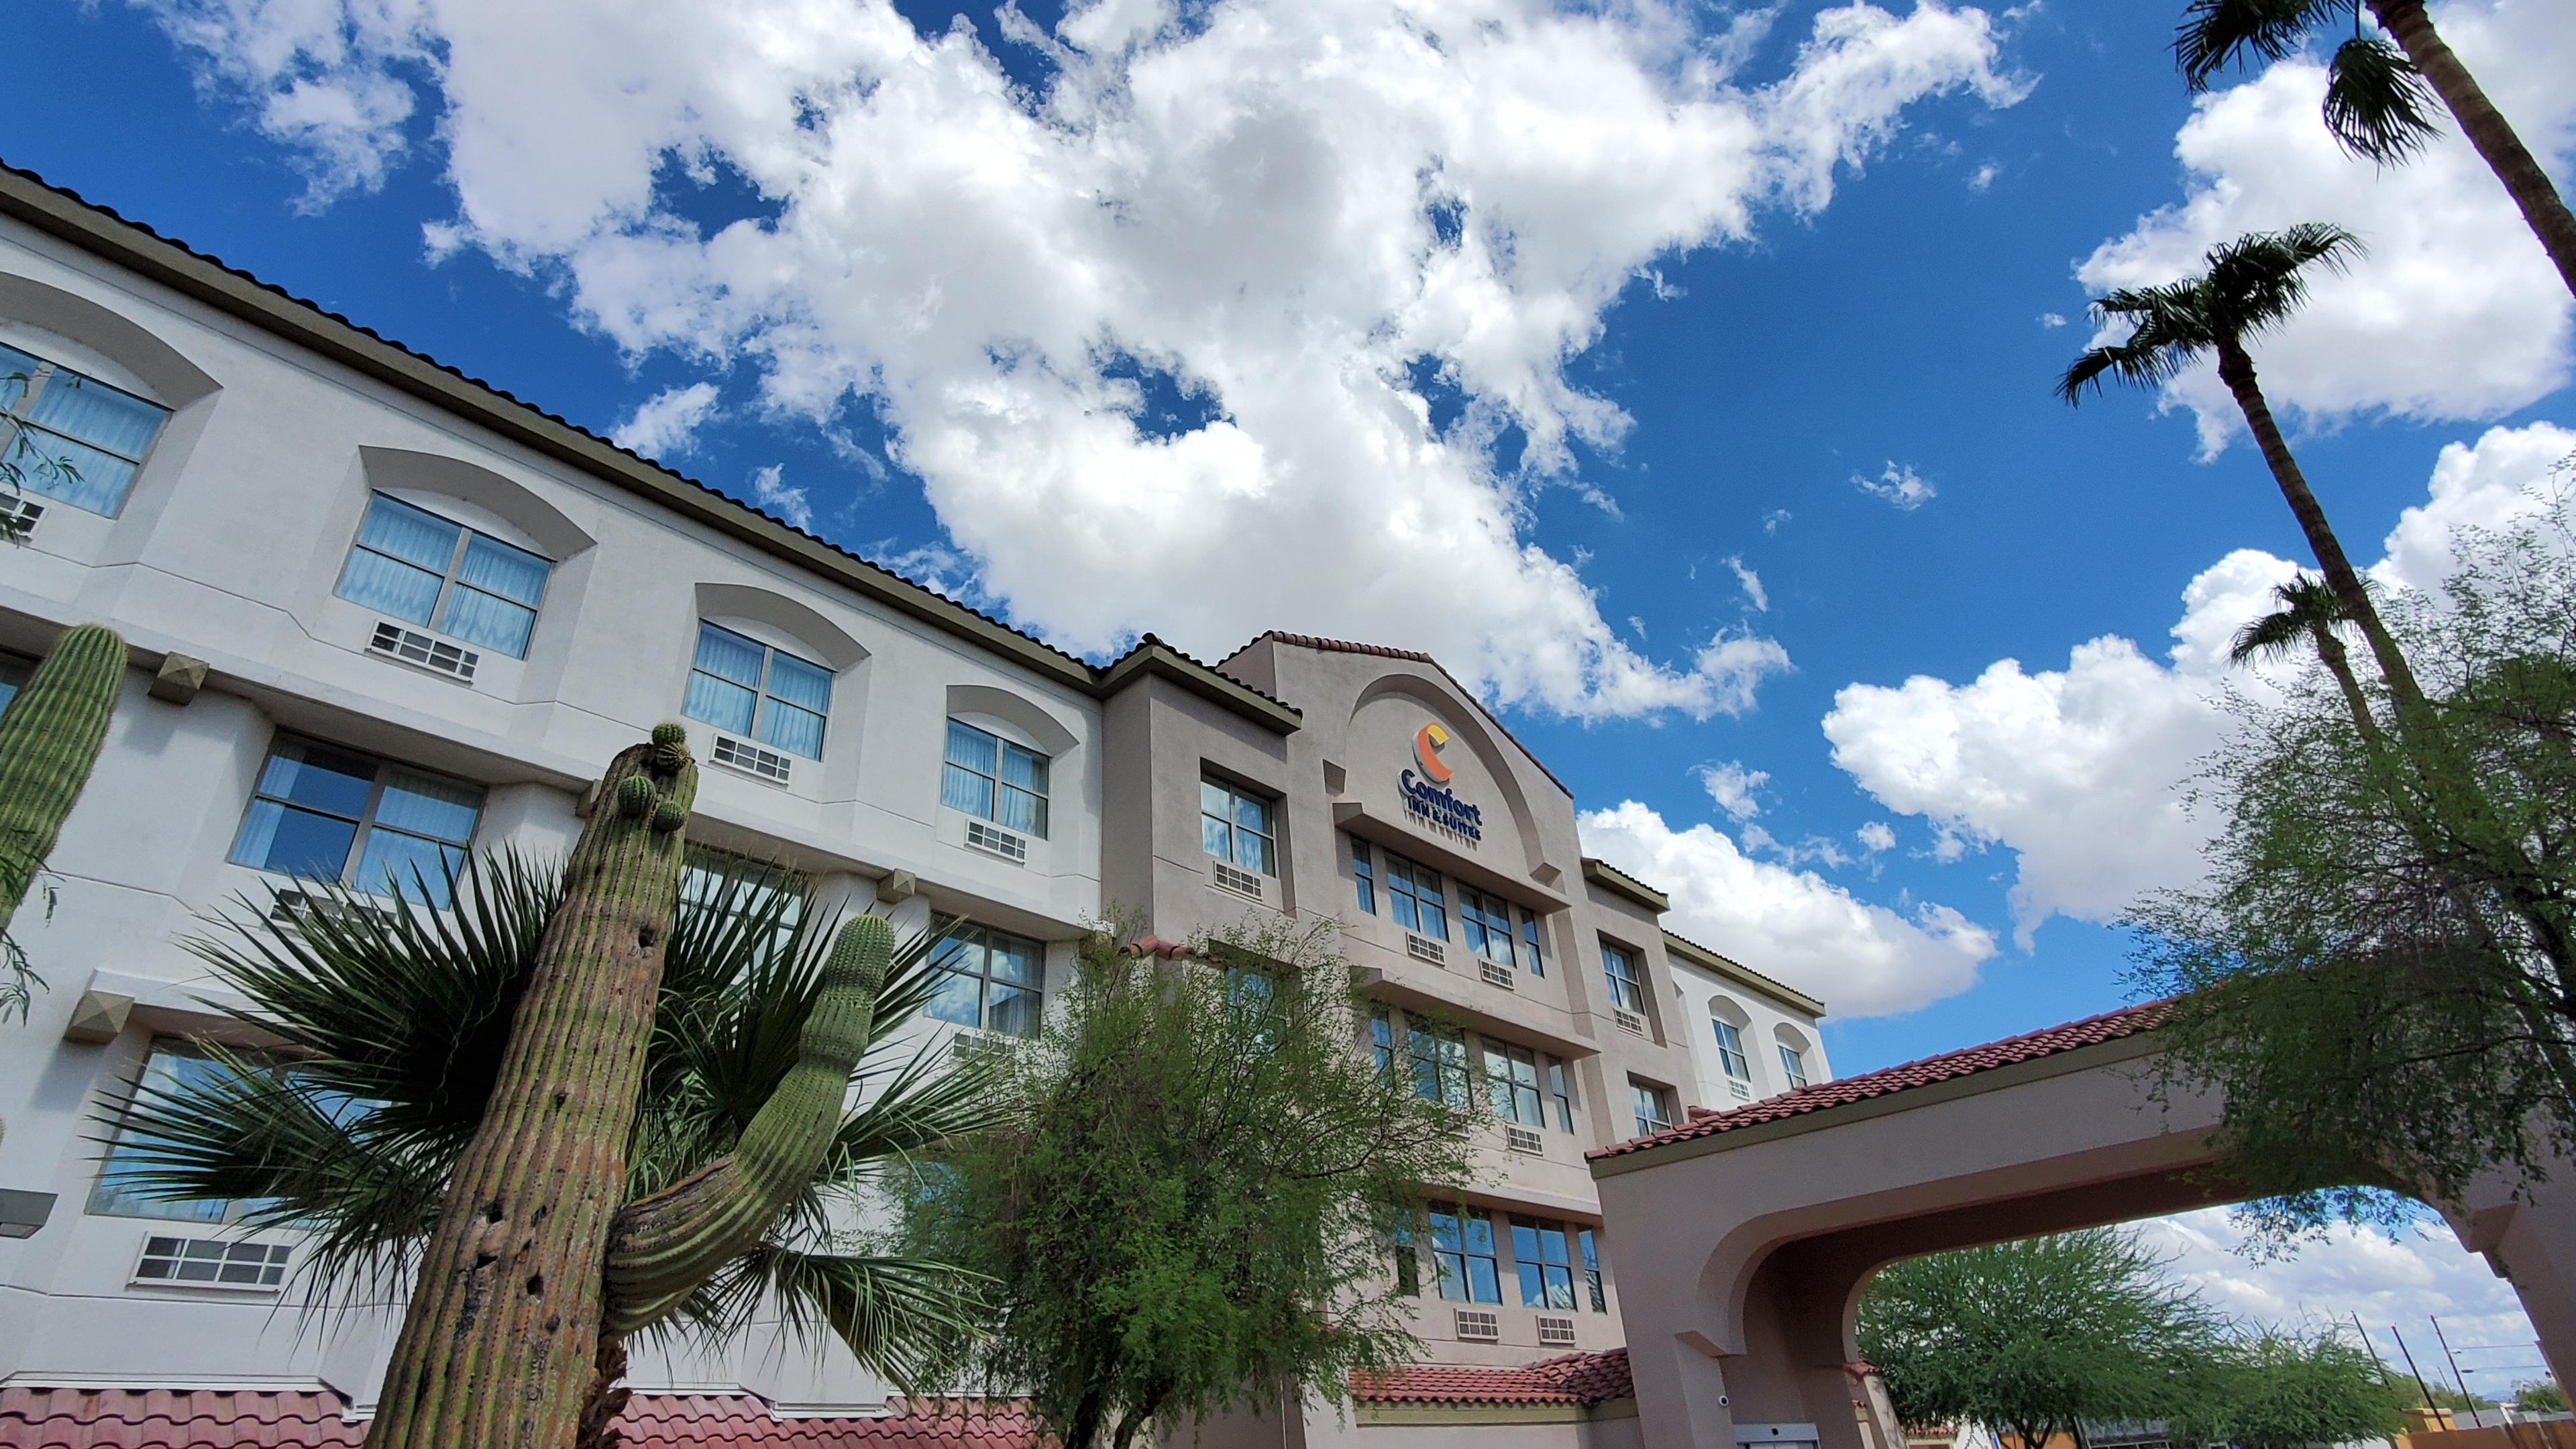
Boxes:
[0,165,1830,1430]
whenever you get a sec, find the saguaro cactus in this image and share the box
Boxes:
[368,723,697,1449]
[0,624,124,934]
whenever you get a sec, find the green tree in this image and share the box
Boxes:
[2131,492,2576,1240]
[105,838,994,1449]
[2230,576,2383,747]
[2174,1,2576,301]
[904,917,1478,1449]
[2516,1380,2567,1414]
[2174,1330,2412,1449]
[1859,1229,2221,1449]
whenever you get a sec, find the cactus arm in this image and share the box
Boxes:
[600,912,893,1336]
[368,723,697,1449]
[0,624,123,934]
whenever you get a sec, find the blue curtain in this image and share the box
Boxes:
[440,535,550,654]
[758,700,825,759]
[29,372,166,460]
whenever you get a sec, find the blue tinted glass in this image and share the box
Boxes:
[356,495,463,572]
[763,651,833,713]
[28,370,167,458]
[372,769,482,844]
[943,762,996,818]
[1233,792,1268,832]
[0,343,38,410]
[1234,828,1273,874]
[436,588,537,657]
[258,742,376,817]
[1000,743,1046,793]
[692,623,767,687]
[9,428,138,514]
[998,786,1046,836]
[757,699,826,759]
[1201,814,1234,863]
[232,800,360,879]
[357,830,464,906]
[337,547,444,625]
[684,673,757,735]
[926,969,983,1028]
[453,533,549,606]
[948,720,998,773]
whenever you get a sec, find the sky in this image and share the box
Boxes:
[13,0,2573,1392]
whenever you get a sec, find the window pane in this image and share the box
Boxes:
[0,343,38,409]
[231,800,356,879]
[757,699,826,759]
[947,719,999,774]
[986,983,1040,1037]
[1232,792,1269,833]
[692,623,767,688]
[1000,744,1047,794]
[372,769,482,844]
[987,936,1040,985]
[926,969,983,1028]
[453,533,550,607]
[258,741,377,817]
[1201,812,1234,863]
[435,588,537,657]
[1235,829,1273,875]
[94,1048,239,1222]
[11,427,139,514]
[684,672,758,735]
[1199,780,1230,821]
[356,830,464,906]
[356,495,464,572]
[336,546,444,625]
[764,651,833,714]
[943,761,996,818]
[1467,1256,1501,1304]
[998,785,1047,837]
[28,370,167,458]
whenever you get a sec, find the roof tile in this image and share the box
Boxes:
[1350,1348,1632,1407]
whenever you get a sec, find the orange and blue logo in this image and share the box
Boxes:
[1413,722,1455,784]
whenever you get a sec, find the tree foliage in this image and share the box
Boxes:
[2516,1380,2567,1413]
[1859,1230,2220,1449]
[2174,1330,2413,1449]
[903,917,1478,1449]
[2130,488,2576,1239]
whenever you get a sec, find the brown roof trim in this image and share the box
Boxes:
[1662,929,1825,1017]
[1098,634,1302,733]
[1581,857,1670,913]
[1232,630,1574,797]
[0,161,1300,733]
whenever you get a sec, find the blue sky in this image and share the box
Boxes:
[11,0,2571,1375]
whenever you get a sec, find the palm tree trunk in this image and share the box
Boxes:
[2212,337,2428,716]
[2369,0,2576,303]
[2308,623,2386,747]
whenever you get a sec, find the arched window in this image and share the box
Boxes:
[1,340,170,517]
[1708,1002,1752,1083]
[1774,1025,1814,1090]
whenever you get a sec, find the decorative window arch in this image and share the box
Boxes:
[1773,1024,1814,1090]
[1708,999,1754,1083]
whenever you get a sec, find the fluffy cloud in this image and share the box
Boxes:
[1579,800,1998,1016]
[138,0,2020,719]
[747,462,814,529]
[1696,760,1770,821]
[1823,422,2576,942]
[1856,460,1937,510]
[2076,0,2575,455]
[609,380,720,460]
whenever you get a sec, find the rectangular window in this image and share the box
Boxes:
[1407,1019,1470,1106]
[1779,1044,1811,1089]
[928,922,1044,1038]
[1520,908,1547,977]
[1602,941,1646,1013]
[1386,853,1448,941]
[942,719,1051,837]
[1350,836,1376,915]
[1392,1217,1420,1296]
[229,736,483,906]
[0,341,169,516]
[1459,888,1517,969]
[1484,1040,1544,1126]
[335,494,553,659]
[1429,1203,1501,1304]
[1630,1079,1674,1138]
[1546,1056,1577,1134]
[684,621,832,760]
[93,1042,252,1222]
[1579,1228,1606,1311]
[1512,1218,1578,1310]
[1199,777,1276,875]
[1370,1006,1397,1079]
[1712,1018,1752,1081]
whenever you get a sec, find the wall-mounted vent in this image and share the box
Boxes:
[953,1032,1016,1067]
[1727,1078,1752,1102]
[1212,861,1265,900]
[1505,1124,1545,1155]
[710,734,793,784]
[1536,1315,1578,1347]
[131,1235,291,1292]
[1454,1308,1501,1342]
[1405,934,1446,966]
[1,494,43,538]
[1478,960,1515,990]
[965,820,1028,863]
[1613,1008,1645,1036]
[368,621,478,683]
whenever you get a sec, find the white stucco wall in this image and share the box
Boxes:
[1664,952,1832,1115]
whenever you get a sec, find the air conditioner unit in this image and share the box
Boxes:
[1,494,43,537]
[1405,934,1446,965]
[1454,1308,1501,1342]
[710,734,794,784]
[1613,1008,1645,1036]
[1212,861,1265,899]
[1505,1125,1544,1155]
[131,1234,292,1292]
[1727,1078,1752,1102]
[1478,959,1514,990]
[368,621,478,683]
[953,1032,1016,1067]
[965,820,1028,863]
[1536,1316,1578,1347]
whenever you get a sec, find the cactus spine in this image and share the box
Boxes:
[0,624,123,935]
[600,912,894,1334]
[368,723,696,1449]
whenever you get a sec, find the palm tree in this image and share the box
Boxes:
[2230,574,2386,744]
[2174,0,2576,301]
[99,853,998,1449]
[2059,223,2430,723]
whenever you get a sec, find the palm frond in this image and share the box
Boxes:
[2324,35,2443,164]
[2231,577,2350,665]
[2057,282,2218,405]
[2205,223,2364,338]
[674,1244,991,1393]
[2175,0,2352,90]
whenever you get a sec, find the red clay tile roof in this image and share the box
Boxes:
[1588,1001,2173,1160]
[0,1387,1048,1449]
[1228,632,1576,799]
[1350,1348,1633,1407]
[1118,933,1197,959]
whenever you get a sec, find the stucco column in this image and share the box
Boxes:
[2457,1165,2576,1391]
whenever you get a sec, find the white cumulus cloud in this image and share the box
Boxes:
[1857,460,1937,510]
[2075,0,2576,457]
[1579,800,1997,1017]
[610,380,720,460]
[1695,759,1770,821]
[134,0,2021,720]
